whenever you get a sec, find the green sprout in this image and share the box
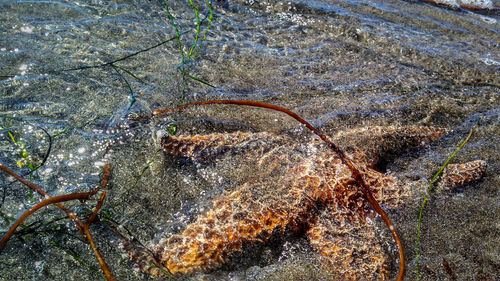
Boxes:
[1,119,36,171]
[162,0,215,104]
[415,129,473,280]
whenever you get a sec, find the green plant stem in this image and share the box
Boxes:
[162,0,214,104]
[202,0,213,41]
[114,150,162,208]
[415,128,473,280]
[62,34,185,72]
[186,0,201,63]
[163,0,185,62]
[185,73,214,87]
[114,65,146,84]
[110,64,136,109]
[50,240,102,276]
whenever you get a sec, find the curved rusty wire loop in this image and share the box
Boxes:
[148,99,405,281]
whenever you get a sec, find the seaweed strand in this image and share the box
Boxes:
[415,128,473,280]
[61,35,186,72]
[162,0,215,104]
[0,164,115,280]
[0,192,98,251]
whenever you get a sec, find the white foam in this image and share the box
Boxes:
[459,0,493,8]
[480,57,500,66]
[479,15,497,24]
[20,26,33,33]
[432,0,494,8]
[435,0,459,7]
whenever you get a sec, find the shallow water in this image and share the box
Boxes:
[0,0,499,280]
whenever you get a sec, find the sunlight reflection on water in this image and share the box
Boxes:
[0,0,499,280]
